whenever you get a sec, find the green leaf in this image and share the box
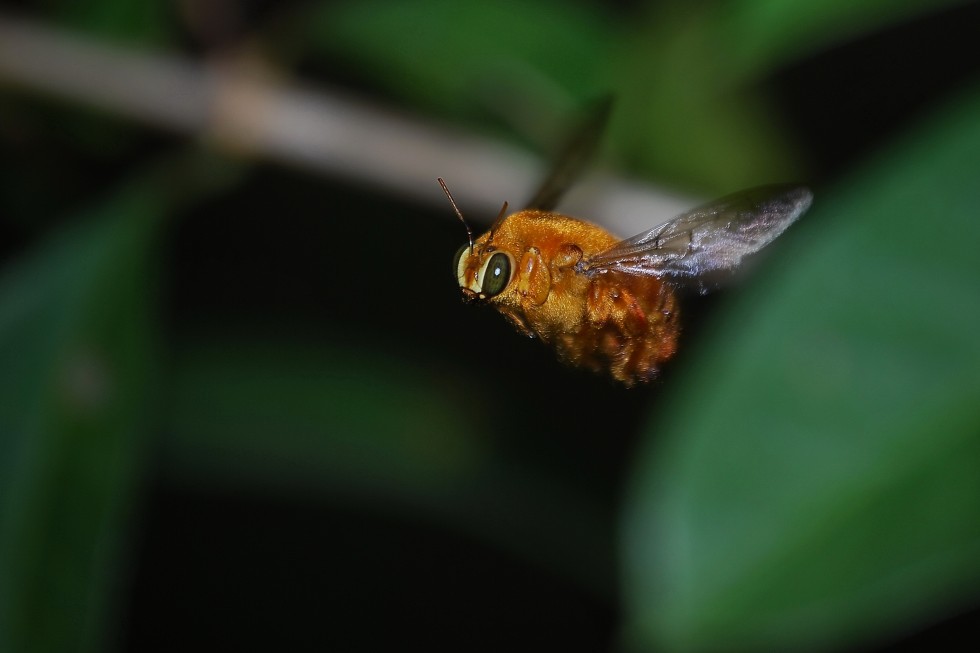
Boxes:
[306,0,812,190]
[164,337,615,597]
[622,83,980,652]
[0,182,162,653]
[608,4,805,192]
[723,0,975,79]
[42,0,175,47]
[308,0,614,130]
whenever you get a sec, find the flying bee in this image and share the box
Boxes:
[445,180,811,386]
[443,100,812,386]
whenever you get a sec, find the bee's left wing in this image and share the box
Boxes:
[526,96,614,211]
[578,184,812,284]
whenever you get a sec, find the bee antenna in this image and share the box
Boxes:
[438,178,473,250]
[487,200,509,245]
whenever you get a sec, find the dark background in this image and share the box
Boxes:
[1,2,979,652]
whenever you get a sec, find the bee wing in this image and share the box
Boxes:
[579,184,812,284]
[527,96,614,211]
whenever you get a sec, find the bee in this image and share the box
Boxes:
[444,100,811,386]
[445,179,812,386]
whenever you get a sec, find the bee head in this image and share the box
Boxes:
[439,178,514,302]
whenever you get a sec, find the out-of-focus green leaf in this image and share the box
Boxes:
[167,339,486,491]
[0,185,162,653]
[723,0,974,79]
[304,0,815,191]
[308,0,614,134]
[43,0,175,46]
[622,83,980,652]
[164,337,615,597]
[609,4,804,192]
[0,151,241,653]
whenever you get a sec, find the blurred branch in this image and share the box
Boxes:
[0,15,692,232]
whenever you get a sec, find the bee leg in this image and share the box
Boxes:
[584,276,677,384]
[499,307,536,338]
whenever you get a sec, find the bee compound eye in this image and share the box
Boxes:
[453,244,469,285]
[480,252,512,297]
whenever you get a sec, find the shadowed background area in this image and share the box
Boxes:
[1,1,979,652]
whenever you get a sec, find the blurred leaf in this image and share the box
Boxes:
[42,0,175,46]
[723,0,974,79]
[167,339,486,491]
[307,0,614,135]
[0,150,240,653]
[609,4,804,192]
[306,0,811,191]
[0,184,163,652]
[304,0,819,191]
[622,83,980,652]
[164,337,615,597]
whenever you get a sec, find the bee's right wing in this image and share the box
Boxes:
[578,184,812,284]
